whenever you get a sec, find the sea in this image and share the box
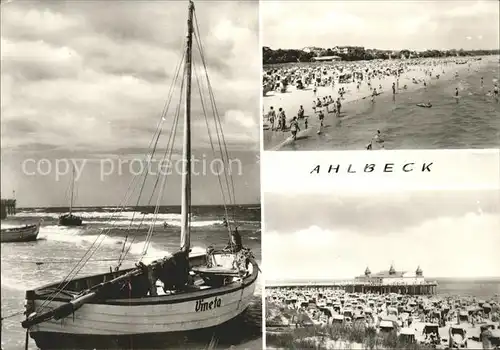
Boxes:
[279,58,500,150]
[1,205,262,350]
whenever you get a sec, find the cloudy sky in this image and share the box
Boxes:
[264,189,500,281]
[263,150,500,281]
[262,0,500,50]
[1,0,260,207]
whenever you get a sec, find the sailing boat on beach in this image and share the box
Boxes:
[21,2,259,349]
[58,165,83,226]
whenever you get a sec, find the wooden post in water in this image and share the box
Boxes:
[1,198,16,220]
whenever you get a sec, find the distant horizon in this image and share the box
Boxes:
[13,203,260,210]
[263,46,500,52]
[267,276,500,284]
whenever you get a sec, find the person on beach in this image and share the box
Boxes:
[297,105,304,119]
[278,107,286,131]
[318,109,325,127]
[312,100,317,113]
[373,130,383,145]
[225,226,242,252]
[268,106,276,131]
[392,82,396,95]
[290,117,300,141]
[481,77,484,88]
[336,98,342,117]
[371,88,377,103]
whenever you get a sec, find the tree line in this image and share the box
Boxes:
[263,46,500,65]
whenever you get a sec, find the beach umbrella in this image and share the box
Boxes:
[483,303,492,313]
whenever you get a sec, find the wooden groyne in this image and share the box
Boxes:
[1,199,16,220]
[266,281,438,296]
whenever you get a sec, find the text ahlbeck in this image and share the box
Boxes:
[310,163,433,174]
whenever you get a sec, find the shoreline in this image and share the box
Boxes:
[265,282,500,350]
[263,56,496,151]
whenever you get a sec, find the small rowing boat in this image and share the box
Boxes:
[1,222,41,243]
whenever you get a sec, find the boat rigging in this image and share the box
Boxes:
[21,2,259,349]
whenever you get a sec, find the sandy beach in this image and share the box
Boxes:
[266,286,500,349]
[263,56,499,150]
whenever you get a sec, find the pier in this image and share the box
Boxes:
[267,265,438,295]
[1,199,17,220]
[266,281,438,295]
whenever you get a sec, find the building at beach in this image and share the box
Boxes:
[355,264,425,285]
[266,264,437,295]
[332,46,365,56]
[301,46,323,55]
[311,55,341,62]
[352,264,437,294]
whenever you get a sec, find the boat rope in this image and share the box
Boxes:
[193,13,238,216]
[132,60,184,260]
[191,60,233,253]
[194,30,238,215]
[1,257,157,264]
[121,43,186,262]
[193,13,239,248]
[192,62,230,212]
[1,310,25,320]
[140,73,184,259]
[115,39,186,266]
[114,38,187,269]
[34,39,187,313]
[38,142,163,310]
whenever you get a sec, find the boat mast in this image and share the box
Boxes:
[69,165,75,215]
[180,0,194,253]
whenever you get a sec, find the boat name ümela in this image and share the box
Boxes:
[195,296,222,312]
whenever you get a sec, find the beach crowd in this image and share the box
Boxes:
[263,56,499,150]
[267,286,500,349]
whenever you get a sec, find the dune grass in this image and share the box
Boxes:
[266,324,433,350]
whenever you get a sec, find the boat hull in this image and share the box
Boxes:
[29,318,256,350]
[58,214,82,226]
[27,259,258,349]
[0,223,40,243]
